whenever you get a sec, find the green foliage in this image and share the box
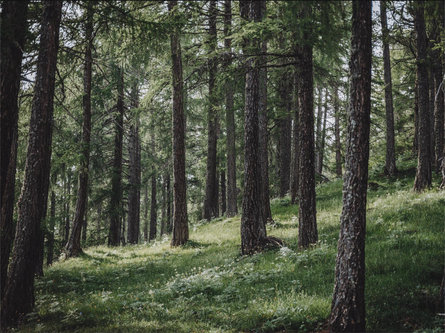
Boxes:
[15,170,444,332]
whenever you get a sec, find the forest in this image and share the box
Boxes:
[1,0,444,332]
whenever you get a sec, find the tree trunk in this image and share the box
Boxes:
[0,0,28,299]
[413,75,419,154]
[144,181,149,242]
[432,3,444,173]
[149,171,157,241]
[65,2,93,257]
[161,173,167,235]
[82,201,88,244]
[96,202,102,244]
[315,87,323,174]
[380,0,397,176]
[278,69,292,197]
[220,170,226,216]
[290,71,300,204]
[47,183,56,266]
[329,2,372,331]
[127,83,141,244]
[413,0,432,192]
[334,85,342,178]
[224,0,238,217]
[240,0,268,255]
[108,67,124,246]
[258,0,272,222]
[319,88,328,175]
[1,1,62,327]
[64,171,71,244]
[169,0,188,246]
[166,173,172,233]
[297,3,317,249]
[203,0,219,221]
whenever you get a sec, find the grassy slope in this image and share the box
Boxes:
[17,173,444,332]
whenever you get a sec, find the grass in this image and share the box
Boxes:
[13,170,444,332]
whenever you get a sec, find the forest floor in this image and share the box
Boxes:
[15,167,444,332]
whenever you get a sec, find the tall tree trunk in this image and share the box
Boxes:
[329,2,372,331]
[297,3,317,249]
[318,88,328,175]
[47,179,56,266]
[224,0,238,217]
[149,170,157,241]
[65,2,93,256]
[127,83,141,244]
[334,85,342,178]
[277,67,292,197]
[1,1,62,327]
[315,87,323,173]
[161,173,167,235]
[144,181,149,242]
[96,202,102,244]
[108,67,124,246]
[220,170,226,216]
[82,201,88,244]
[290,71,300,204]
[203,0,219,221]
[432,3,444,173]
[240,0,268,255]
[0,0,28,299]
[413,0,432,191]
[413,75,419,154]
[169,0,188,246]
[64,171,71,244]
[258,0,272,222]
[380,0,397,176]
[166,173,172,233]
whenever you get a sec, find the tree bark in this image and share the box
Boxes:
[1,1,62,327]
[329,2,372,331]
[127,83,141,244]
[290,71,300,204]
[240,0,268,255]
[413,0,432,192]
[108,67,124,246]
[0,0,28,299]
[380,0,397,176]
[65,2,94,257]
[297,2,317,249]
[149,170,157,241]
[258,0,272,222]
[203,0,219,221]
[224,0,238,217]
[334,85,342,178]
[169,0,188,246]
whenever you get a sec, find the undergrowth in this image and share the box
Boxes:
[13,169,444,332]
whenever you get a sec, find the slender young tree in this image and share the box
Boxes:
[0,0,29,299]
[224,0,238,217]
[329,1,372,331]
[413,0,432,191]
[297,2,317,248]
[108,67,124,246]
[169,0,188,246]
[127,82,141,244]
[203,0,219,220]
[65,1,94,257]
[1,1,62,326]
[380,0,397,176]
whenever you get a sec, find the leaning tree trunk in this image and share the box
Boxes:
[297,2,317,249]
[1,1,62,327]
[413,0,432,192]
[0,0,28,299]
[108,67,124,246]
[329,1,372,331]
[224,0,238,217]
[169,0,188,246]
[127,83,141,244]
[203,0,219,221]
[65,1,94,257]
[380,0,397,176]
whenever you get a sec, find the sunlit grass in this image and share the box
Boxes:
[15,170,444,332]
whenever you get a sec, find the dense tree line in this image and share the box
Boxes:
[1,0,443,330]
